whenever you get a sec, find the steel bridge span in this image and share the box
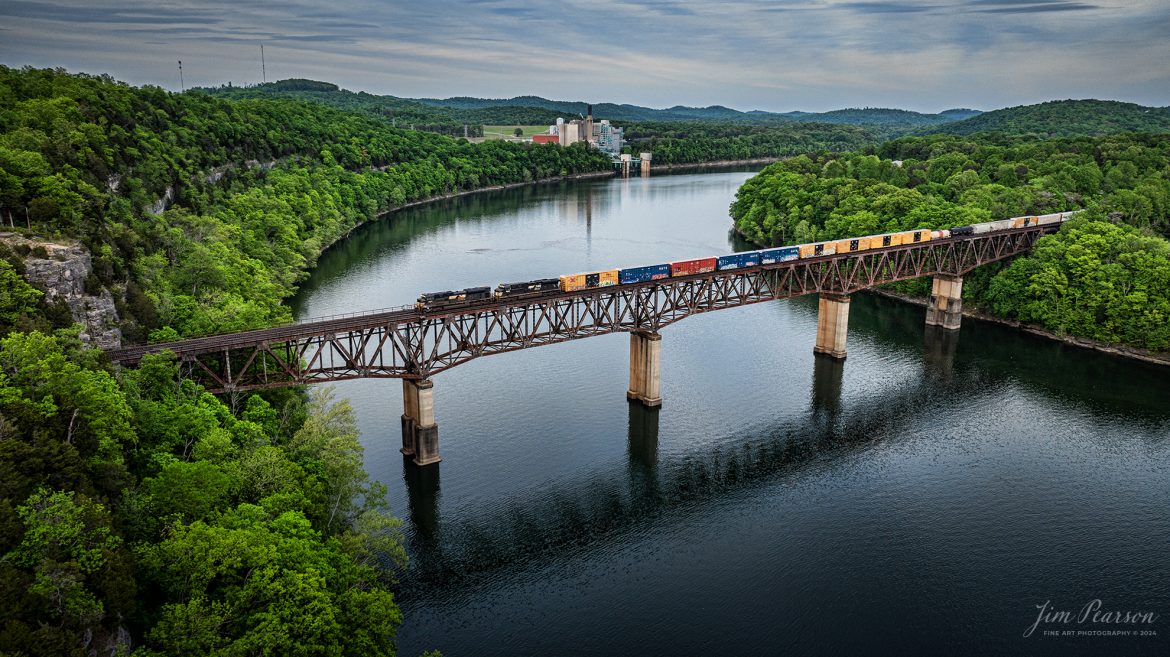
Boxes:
[107,225,1057,465]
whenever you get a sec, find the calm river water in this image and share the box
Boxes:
[292,169,1169,656]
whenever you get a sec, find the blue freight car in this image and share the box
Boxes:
[715,252,761,271]
[619,264,671,284]
[758,246,800,265]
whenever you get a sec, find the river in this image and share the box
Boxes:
[292,169,1170,656]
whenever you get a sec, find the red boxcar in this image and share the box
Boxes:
[670,257,717,277]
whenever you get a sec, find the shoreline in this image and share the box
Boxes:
[319,158,778,257]
[649,157,781,172]
[318,169,616,257]
[731,226,1170,368]
[866,287,1170,368]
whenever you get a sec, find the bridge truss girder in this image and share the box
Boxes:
[164,227,1050,393]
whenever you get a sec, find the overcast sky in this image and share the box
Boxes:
[1,0,1168,113]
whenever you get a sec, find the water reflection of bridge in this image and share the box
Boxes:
[396,297,1169,595]
[398,322,956,590]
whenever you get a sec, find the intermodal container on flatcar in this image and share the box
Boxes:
[715,252,761,271]
[619,264,671,284]
[670,257,717,277]
[835,237,872,254]
[798,241,838,258]
[560,269,619,291]
[972,219,1014,234]
[904,229,932,243]
[759,246,800,264]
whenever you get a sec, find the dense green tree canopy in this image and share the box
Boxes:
[730,133,1170,350]
[1,334,408,656]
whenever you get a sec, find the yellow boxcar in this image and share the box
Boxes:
[560,274,587,292]
[560,270,619,292]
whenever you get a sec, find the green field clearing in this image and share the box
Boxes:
[481,125,551,140]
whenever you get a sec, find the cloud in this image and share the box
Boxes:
[973,2,1099,13]
[0,0,1167,112]
[837,2,941,13]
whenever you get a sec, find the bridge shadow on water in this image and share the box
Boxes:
[393,292,1170,601]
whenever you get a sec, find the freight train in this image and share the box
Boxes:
[416,212,1074,311]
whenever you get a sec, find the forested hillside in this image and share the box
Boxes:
[198,80,564,136]
[0,65,611,656]
[0,66,612,342]
[621,121,881,164]
[925,100,1170,137]
[730,134,1170,351]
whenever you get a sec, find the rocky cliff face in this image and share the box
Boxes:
[4,235,122,349]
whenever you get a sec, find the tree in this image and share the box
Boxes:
[138,505,403,657]
[0,260,42,331]
[5,488,132,654]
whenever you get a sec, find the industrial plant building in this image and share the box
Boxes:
[539,105,625,156]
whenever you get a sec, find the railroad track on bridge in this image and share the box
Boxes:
[108,224,1056,394]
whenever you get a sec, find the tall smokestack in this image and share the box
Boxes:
[585,104,594,145]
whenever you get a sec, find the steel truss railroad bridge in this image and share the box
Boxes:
[108,224,1058,466]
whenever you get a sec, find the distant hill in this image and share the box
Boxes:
[197,82,1170,141]
[923,99,1170,137]
[195,81,461,126]
[801,107,973,127]
[939,108,982,120]
[199,79,986,130]
[416,94,976,126]
[414,95,762,122]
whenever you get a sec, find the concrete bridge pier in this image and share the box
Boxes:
[627,330,662,408]
[813,293,850,360]
[640,152,652,176]
[401,378,440,466]
[926,275,963,330]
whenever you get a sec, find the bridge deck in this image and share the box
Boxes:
[106,226,1058,391]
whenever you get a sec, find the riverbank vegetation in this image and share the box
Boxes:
[730,134,1170,351]
[0,65,616,656]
